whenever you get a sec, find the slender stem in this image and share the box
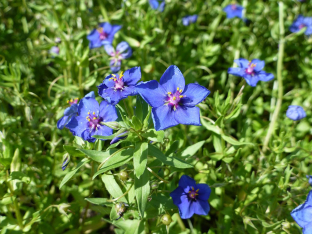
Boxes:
[98,0,109,22]
[107,184,133,202]
[147,167,169,184]
[78,66,83,96]
[187,219,194,234]
[262,2,284,152]
[175,214,186,231]
[6,171,23,229]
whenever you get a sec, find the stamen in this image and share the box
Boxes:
[179,95,183,98]
[119,71,124,79]
[196,189,199,192]
[173,97,176,100]
[93,112,95,115]
[167,92,171,95]
[191,186,194,191]
[177,87,179,91]
[88,112,90,115]
[70,99,73,102]
[93,117,96,120]
[67,100,69,103]
[179,89,183,93]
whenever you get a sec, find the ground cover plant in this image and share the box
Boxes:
[1,0,312,233]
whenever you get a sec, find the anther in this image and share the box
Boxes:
[93,117,97,120]
[93,112,95,115]
[179,90,182,93]
[167,92,171,95]
[179,95,183,98]
[88,112,90,115]
[177,87,180,91]
[173,97,176,100]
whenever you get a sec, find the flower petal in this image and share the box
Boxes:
[180,83,210,106]
[251,59,265,72]
[196,184,211,201]
[100,22,112,33]
[110,59,121,73]
[170,186,184,206]
[92,125,113,140]
[116,41,130,54]
[174,106,201,126]
[303,222,312,234]
[67,116,88,137]
[57,116,70,130]
[192,200,210,216]
[234,58,250,68]
[291,190,312,228]
[64,104,78,116]
[257,71,274,82]
[104,44,115,56]
[228,67,245,77]
[87,30,102,49]
[123,67,141,86]
[78,97,99,116]
[85,91,95,98]
[152,104,179,131]
[159,65,185,93]
[99,101,118,122]
[243,74,259,87]
[178,195,195,219]
[136,80,167,108]
[179,175,196,193]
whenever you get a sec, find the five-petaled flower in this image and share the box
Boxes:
[223,4,244,19]
[149,0,165,12]
[104,41,132,73]
[182,15,198,26]
[290,15,312,36]
[291,190,312,234]
[87,22,122,49]
[57,91,95,130]
[136,65,210,131]
[66,97,118,143]
[98,67,141,105]
[228,58,274,87]
[286,105,306,121]
[170,175,211,219]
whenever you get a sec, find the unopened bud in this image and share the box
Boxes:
[151,181,159,190]
[115,202,127,216]
[102,121,121,130]
[119,171,128,181]
[163,168,170,177]
[161,214,172,226]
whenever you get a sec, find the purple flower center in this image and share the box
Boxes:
[165,87,184,110]
[299,24,306,29]
[188,187,199,200]
[245,62,256,75]
[97,27,108,40]
[67,98,78,106]
[231,4,237,10]
[109,72,125,90]
[86,111,102,130]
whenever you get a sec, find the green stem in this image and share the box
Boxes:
[78,67,83,96]
[175,214,186,231]
[6,172,23,229]
[98,0,109,22]
[262,2,284,152]
[187,219,194,234]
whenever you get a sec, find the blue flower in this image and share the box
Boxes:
[136,65,210,131]
[286,105,306,121]
[98,67,141,105]
[223,4,244,19]
[104,41,132,73]
[290,15,312,36]
[170,175,211,219]
[66,97,118,143]
[149,0,165,12]
[182,15,198,26]
[228,58,274,87]
[110,131,129,144]
[49,46,59,56]
[57,91,95,130]
[306,175,312,186]
[87,22,122,49]
[291,190,312,234]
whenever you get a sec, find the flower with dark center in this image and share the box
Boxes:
[104,41,132,73]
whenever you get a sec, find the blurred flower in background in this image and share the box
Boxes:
[104,41,132,73]
[223,4,244,19]
[290,15,312,36]
[182,15,198,26]
[49,46,59,56]
[286,105,306,121]
[87,22,122,49]
[149,0,165,12]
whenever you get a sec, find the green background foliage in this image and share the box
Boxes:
[1,0,312,233]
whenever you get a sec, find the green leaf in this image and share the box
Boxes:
[78,148,115,163]
[0,158,11,167]
[133,142,148,179]
[101,174,127,203]
[135,168,150,218]
[93,148,133,179]
[180,141,205,158]
[221,134,254,146]
[113,220,144,234]
[148,144,193,169]
[8,171,30,184]
[141,129,164,143]
[131,116,142,131]
[85,198,109,205]
[135,95,148,123]
[165,140,179,156]
[201,119,221,135]
[64,145,85,157]
[59,158,89,189]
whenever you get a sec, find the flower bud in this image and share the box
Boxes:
[119,171,128,181]
[110,131,129,145]
[115,202,127,216]
[163,168,170,177]
[102,121,122,130]
[161,214,172,226]
[62,154,70,171]
[151,181,159,190]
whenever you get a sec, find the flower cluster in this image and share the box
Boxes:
[87,22,131,73]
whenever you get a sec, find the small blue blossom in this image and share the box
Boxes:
[57,91,95,130]
[290,15,312,36]
[110,131,129,144]
[286,105,306,121]
[182,15,198,26]
[136,65,210,131]
[66,97,118,143]
[98,67,141,105]
[49,46,59,56]
[223,4,244,19]
[306,175,312,186]
[170,175,211,219]
[291,190,312,234]
[104,41,132,73]
[228,58,274,87]
[149,0,165,12]
[87,22,122,49]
